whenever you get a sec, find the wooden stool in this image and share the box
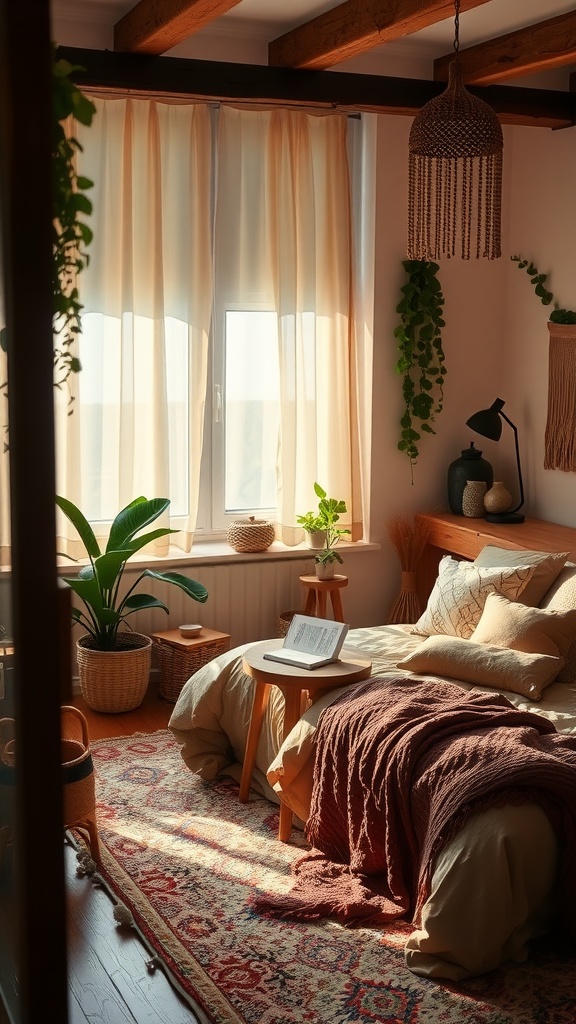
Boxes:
[300,574,348,622]
[239,640,371,841]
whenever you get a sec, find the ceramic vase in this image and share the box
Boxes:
[461,479,487,518]
[447,442,493,515]
[484,481,513,515]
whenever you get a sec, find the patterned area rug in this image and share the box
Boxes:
[88,729,576,1024]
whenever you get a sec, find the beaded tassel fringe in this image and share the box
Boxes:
[408,61,503,261]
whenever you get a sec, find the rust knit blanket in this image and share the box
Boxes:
[255,675,576,928]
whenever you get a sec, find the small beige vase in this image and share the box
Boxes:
[484,481,513,515]
[462,480,487,518]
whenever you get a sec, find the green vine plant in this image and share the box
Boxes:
[1,47,96,430]
[394,259,447,481]
[511,255,576,324]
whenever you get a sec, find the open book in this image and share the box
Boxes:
[263,614,349,670]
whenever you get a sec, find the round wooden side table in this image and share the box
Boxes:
[239,638,371,842]
[300,574,348,621]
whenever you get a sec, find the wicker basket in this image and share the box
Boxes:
[76,632,152,713]
[227,516,275,553]
[61,705,100,863]
[277,610,299,637]
[154,633,231,702]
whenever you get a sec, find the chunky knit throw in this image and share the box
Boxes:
[255,676,576,928]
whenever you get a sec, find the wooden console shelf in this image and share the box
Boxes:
[415,511,576,604]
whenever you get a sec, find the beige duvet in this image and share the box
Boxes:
[169,623,574,980]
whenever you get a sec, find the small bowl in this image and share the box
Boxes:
[179,623,202,639]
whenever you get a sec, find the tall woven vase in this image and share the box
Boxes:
[76,632,152,713]
[544,321,576,473]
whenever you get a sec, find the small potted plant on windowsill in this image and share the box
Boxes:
[56,495,208,713]
[297,482,350,577]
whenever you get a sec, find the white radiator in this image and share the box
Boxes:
[70,556,315,676]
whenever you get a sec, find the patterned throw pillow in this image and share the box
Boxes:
[412,555,534,640]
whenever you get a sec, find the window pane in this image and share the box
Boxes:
[224,311,279,514]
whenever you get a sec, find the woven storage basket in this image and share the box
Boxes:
[277,610,299,637]
[76,632,152,713]
[61,705,100,863]
[0,707,100,867]
[154,633,230,702]
[227,516,275,553]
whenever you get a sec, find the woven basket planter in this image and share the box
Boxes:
[76,632,152,713]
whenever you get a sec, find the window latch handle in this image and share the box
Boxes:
[214,384,222,423]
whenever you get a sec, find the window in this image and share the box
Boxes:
[54,100,375,555]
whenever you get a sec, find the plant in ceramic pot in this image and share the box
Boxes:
[56,495,208,712]
[296,482,350,553]
[314,547,343,581]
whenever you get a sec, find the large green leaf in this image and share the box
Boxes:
[121,594,170,614]
[61,574,106,617]
[123,528,177,557]
[93,549,134,591]
[107,497,170,552]
[143,570,208,604]
[56,496,101,558]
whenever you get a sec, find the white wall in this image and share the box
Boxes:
[51,10,576,631]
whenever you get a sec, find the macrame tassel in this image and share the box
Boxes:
[544,326,576,472]
[408,60,503,261]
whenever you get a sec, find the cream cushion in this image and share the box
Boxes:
[412,556,534,640]
[539,563,576,683]
[471,592,576,662]
[473,545,568,607]
[397,634,562,700]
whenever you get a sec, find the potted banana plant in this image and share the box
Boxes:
[56,495,208,712]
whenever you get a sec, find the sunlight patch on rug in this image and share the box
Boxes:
[87,729,576,1024]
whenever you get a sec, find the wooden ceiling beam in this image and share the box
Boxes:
[434,9,576,84]
[268,0,492,71]
[57,46,576,130]
[114,0,243,55]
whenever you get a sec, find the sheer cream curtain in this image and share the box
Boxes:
[51,97,371,558]
[216,106,366,544]
[55,97,213,557]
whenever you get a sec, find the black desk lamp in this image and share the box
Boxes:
[466,398,525,524]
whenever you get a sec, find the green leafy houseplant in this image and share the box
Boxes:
[511,255,576,324]
[56,495,208,651]
[1,49,96,400]
[297,482,350,549]
[394,259,446,479]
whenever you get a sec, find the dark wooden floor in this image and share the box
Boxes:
[66,687,206,1024]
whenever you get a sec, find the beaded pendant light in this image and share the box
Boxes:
[407,0,503,261]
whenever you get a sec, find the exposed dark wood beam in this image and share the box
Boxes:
[57,46,576,129]
[114,0,243,55]
[435,9,576,84]
[268,0,492,71]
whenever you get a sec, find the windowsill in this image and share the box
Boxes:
[55,539,380,574]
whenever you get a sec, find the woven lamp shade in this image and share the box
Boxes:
[408,60,503,261]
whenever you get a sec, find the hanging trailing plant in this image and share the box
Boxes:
[1,47,96,404]
[511,255,576,324]
[394,259,446,480]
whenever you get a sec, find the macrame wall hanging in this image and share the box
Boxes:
[544,321,576,473]
[407,0,503,260]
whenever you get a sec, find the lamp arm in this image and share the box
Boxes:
[500,411,525,513]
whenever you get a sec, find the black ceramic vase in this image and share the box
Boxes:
[447,442,493,515]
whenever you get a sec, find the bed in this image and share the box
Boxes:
[168,544,576,981]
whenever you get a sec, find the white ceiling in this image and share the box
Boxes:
[51,0,576,89]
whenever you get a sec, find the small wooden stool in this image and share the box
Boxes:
[300,574,348,622]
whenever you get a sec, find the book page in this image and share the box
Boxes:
[284,615,347,657]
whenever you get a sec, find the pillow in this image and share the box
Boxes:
[397,635,562,700]
[412,556,535,640]
[471,592,576,661]
[539,563,576,683]
[473,545,568,607]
